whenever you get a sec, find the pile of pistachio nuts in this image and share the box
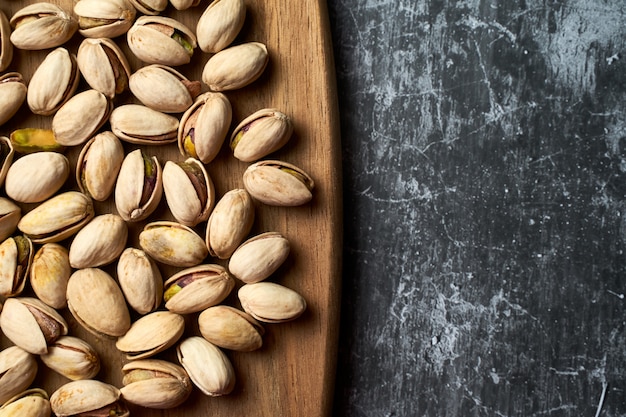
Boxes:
[0,0,314,415]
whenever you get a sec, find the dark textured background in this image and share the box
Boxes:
[328,1,626,415]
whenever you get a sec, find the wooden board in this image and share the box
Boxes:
[0,1,342,416]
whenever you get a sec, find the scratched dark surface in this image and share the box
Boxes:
[328,0,626,416]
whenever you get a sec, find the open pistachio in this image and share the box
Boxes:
[0,347,38,406]
[40,335,101,381]
[196,0,246,53]
[0,11,12,72]
[9,128,65,154]
[50,380,129,417]
[230,108,293,162]
[198,305,264,351]
[115,149,163,222]
[110,104,179,145]
[27,47,79,116]
[0,197,20,242]
[178,92,232,164]
[127,15,196,66]
[77,38,131,99]
[177,336,235,396]
[52,89,112,147]
[30,243,71,309]
[128,0,168,15]
[163,158,215,227]
[0,137,13,187]
[5,152,70,203]
[74,0,137,39]
[117,248,163,315]
[170,0,202,10]
[130,64,201,113]
[0,297,68,354]
[202,42,268,91]
[9,2,78,50]
[238,282,307,323]
[68,214,128,269]
[139,221,208,267]
[163,264,234,314]
[0,73,26,126]
[116,311,185,360]
[243,160,315,206]
[205,188,254,259]
[0,235,33,298]
[76,132,125,201]
[0,388,50,417]
[120,359,192,409]
[229,232,290,284]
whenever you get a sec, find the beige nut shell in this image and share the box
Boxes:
[4,152,70,203]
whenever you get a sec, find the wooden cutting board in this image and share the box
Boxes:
[0,0,342,416]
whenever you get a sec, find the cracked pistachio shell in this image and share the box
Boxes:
[66,268,131,338]
[177,336,235,396]
[74,0,137,39]
[115,149,163,222]
[0,235,33,298]
[170,0,202,10]
[17,191,95,244]
[238,282,307,323]
[198,305,264,352]
[30,243,70,309]
[27,48,79,116]
[197,0,245,53]
[230,108,293,162]
[178,92,232,163]
[68,214,128,269]
[77,38,131,99]
[50,380,129,417]
[0,297,68,354]
[129,0,167,15]
[9,3,78,50]
[163,158,215,227]
[163,264,234,314]
[139,221,208,267]
[76,132,125,201]
[0,137,13,187]
[5,152,69,203]
[229,232,290,284]
[117,248,163,315]
[127,15,196,66]
[205,189,254,259]
[243,160,315,206]
[0,197,20,242]
[202,42,268,91]
[0,74,26,126]
[40,335,100,381]
[52,89,112,147]
[0,388,50,417]
[0,347,38,406]
[0,11,12,72]
[110,104,179,145]
[116,311,185,360]
[130,64,201,113]
[121,359,192,409]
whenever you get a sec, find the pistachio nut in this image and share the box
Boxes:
[110,104,179,145]
[202,41,268,91]
[74,0,137,39]
[0,297,68,354]
[40,335,101,381]
[0,346,38,405]
[243,160,315,206]
[17,191,95,244]
[0,11,12,72]
[9,128,65,154]
[129,64,201,113]
[4,152,70,203]
[68,214,128,269]
[0,197,20,242]
[0,73,26,126]
[0,388,50,417]
[66,268,131,338]
[127,15,196,66]
[0,235,33,298]
[114,149,163,222]
[198,305,264,352]
[238,282,307,323]
[163,264,234,314]
[76,131,125,201]
[170,0,202,10]
[30,243,71,309]
[178,92,232,164]
[50,380,129,417]
[77,37,131,99]
[0,137,13,187]
[9,2,78,50]
[139,221,208,267]
[230,108,293,162]
[27,47,79,116]
[205,188,254,259]
[52,89,112,147]
[177,336,235,396]
[163,158,215,227]
[128,0,168,15]
[120,359,192,409]
[228,232,290,284]
[196,0,246,53]
[117,247,163,315]
[116,311,185,360]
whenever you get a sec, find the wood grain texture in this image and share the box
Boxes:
[0,1,342,416]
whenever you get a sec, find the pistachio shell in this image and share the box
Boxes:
[0,388,50,417]
[163,264,234,314]
[130,64,201,113]
[27,47,79,116]
[0,73,26,126]
[0,347,38,406]
[243,160,315,206]
[202,42,268,91]
[116,311,185,360]
[120,359,192,409]
[230,108,293,162]
[9,2,78,50]
[170,0,202,10]
[40,335,101,380]
[0,197,20,242]
[74,0,137,39]
[5,152,70,203]
[198,305,264,351]
[68,214,128,269]
[0,136,13,187]
[139,221,208,267]
[177,336,235,396]
[129,0,168,15]
[9,128,65,154]
[0,11,13,72]
[238,282,307,323]
[30,243,71,309]
[114,149,163,222]
[127,15,196,66]
[110,104,179,145]
[0,235,33,298]
[76,132,125,201]
[163,158,215,226]
[77,37,131,99]
[117,248,163,315]
[229,232,290,284]
[50,380,129,417]
[205,188,254,259]
[196,0,246,53]
[52,89,112,147]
